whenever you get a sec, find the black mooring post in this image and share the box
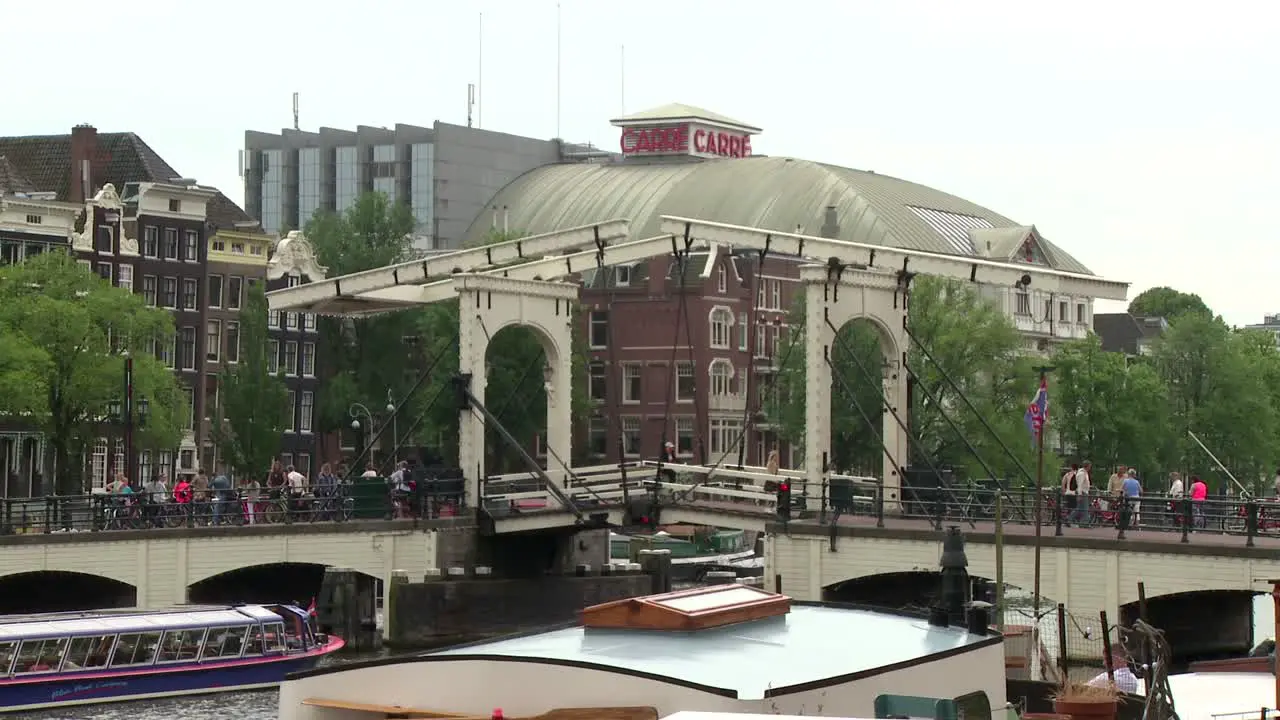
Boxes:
[1181,497,1191,543]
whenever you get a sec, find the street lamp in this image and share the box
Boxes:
[349,402,375,463]
[385,388,398,464]
[108,352,149,488]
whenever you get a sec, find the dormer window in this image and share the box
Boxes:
[168,198,181,213]
[615,265,631,287]
[231,243,245,254]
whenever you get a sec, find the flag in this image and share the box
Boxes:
[306,597,317,617]
[1024,376,1048,446]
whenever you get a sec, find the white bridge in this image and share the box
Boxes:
[269,217,1126,534]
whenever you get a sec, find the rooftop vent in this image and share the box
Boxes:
[582,584,790,632]
[168,177,198,186]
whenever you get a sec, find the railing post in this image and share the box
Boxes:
[876,482,885,528]
[1116,495,1127,540]
[44,496,53,534]
[1054,487,1064,537]
[0,498,8,535]
[1247,499,1258,548]
[932,485,944,530]
[1180,497,1190,543]
[185,499,195,528]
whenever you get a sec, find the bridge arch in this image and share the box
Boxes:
[1120,588,1261,666]
[802,266,908,507]
[0,571,137,614]
[482,322,556,475]
[186,562,381,606]
[822,570,1000,611]
[456,275,577,504]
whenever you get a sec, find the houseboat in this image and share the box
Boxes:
[281,584,1005,720]
[0,603,344,714]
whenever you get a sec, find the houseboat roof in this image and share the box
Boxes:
[429,603,996,699]
[0,605,285,642]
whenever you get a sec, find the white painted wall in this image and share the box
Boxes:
[768,532,1280,632]
[0,528,443,608]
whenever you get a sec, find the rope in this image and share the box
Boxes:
[1120,620,1178,720]
[655,241,690,478]
[737,247,770,468]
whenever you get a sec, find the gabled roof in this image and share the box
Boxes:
[969,225,1059,267]
[0,131,255,232]
[0,156,35,195]
[610,104,761,133]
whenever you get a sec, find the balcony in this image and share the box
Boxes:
[708,392,747,412]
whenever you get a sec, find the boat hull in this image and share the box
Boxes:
[1,639,343,714]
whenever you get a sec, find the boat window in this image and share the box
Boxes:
[954,691,992,720]
[243,625,265,657]
[0,641,16,676]
[13,637,69,675]
[157,629,207,663]
[110,631,163,667]
[202,626,249,660]
[263,622,288,654]
[62,635,117,671]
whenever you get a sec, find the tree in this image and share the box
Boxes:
[1128,286,1212,321]
[211,282,289,480]
[305,192,420,438]
[0,252,184,494]
[1050,335,1171,475]
[773,277,1033,482]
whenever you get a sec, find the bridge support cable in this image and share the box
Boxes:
[654,233,704,495]
[456,377,587,524]
[900,359,1028,523]
[824,314,974,530]
[737,244,772,470]
[902,322,1037,510]
[343,333,458,484]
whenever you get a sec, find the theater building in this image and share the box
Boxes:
[463,103,1104,468]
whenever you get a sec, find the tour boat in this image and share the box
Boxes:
[0,603,344,713]
[279,584,1006,720]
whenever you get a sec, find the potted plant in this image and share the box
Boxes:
[1052,679,1119,720]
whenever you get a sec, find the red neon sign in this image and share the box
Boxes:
[693,128,751,158]
[620,126,688,155]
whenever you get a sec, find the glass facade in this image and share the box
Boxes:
[260,150,283,233]
[410,143,434,234]
[372,144,396,204]
[335,146,358,213]
[298,148,321,227]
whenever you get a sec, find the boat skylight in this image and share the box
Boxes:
[582,584,790,632]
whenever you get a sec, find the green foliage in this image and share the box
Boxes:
[211,282,289,480]
[305,192,420,437]
[0,252,184,493]
[1128,286,1212,321]
[774,277,1033,482]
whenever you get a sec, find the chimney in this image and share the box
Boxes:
[820,205,840,238]
[69,124,99,204]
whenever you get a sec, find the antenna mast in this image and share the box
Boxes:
[620,45,626,115]
[292,92,300,130]
[477,12,484,129]
[467,84,475,128]
[556,2,562,139]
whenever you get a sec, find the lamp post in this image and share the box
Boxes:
[385,389,397,464]
[349,402,374,463]
[108,352,149,489]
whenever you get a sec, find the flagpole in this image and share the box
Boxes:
[1031,365,1055,647]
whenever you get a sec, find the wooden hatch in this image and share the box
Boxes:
[582,584,790,631]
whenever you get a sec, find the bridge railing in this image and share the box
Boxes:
[899,482,1279,544]
[0,481,467,535]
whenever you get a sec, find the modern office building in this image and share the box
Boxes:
[465,104,1112,467]
[241,122,605,249]
[1243,314,1280,348]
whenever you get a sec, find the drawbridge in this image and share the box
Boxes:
[267,217,1126,535]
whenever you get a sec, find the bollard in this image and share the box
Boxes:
[639,549,672,594]
[386,570,410,646]
[601,563,614,576]
[705,570,736,586]
[447,566,467,579]
[474,566,493,578]
[424,568,444,582]
[575,563,591,577]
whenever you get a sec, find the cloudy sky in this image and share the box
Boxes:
[5,0,1276,324]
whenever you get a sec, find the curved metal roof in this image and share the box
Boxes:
[462,156,1093,275]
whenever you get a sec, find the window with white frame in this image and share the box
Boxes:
[285,390,296,432]
[770,280,781,310]
[300,391,314,432]
[206,320,221,362]
[738,312,749,351]
[589,311,609,348]
[676,362,695,402]
[183,385,195,431]
[118,264,134,292]
[180,327,197,369]
[141,275,157,305]
[91,438,108,489]
[588,362,606,401]
[709,418,744,457]
[269,310,280,329]
[284,341,298,375]
[227,276,242,310]
[158,450,173,479]
[138,451,152,486]
[161,332,176,369]
[622,362,641,403]
[1076,303,1087,324]
[756,281,766,309]
[182,278,198,310]
[621,416,641,457]
[161,277,177,308]
[588,417,608,457]
[163,228,178,259]
[709,307,732,348]
[205,376,218,422]
[709,359,734,396]
[615,265,631,287]
[226,322,240,363]
[207,275,223,308]
[143,226,159,257]
[296,453,311,478]
[676,417,695,456]
[183,230,199,261]
[304,313,316,331]
[756,322,768,357]
[717,265,727,293]
[1015,290,1031,316]
[267,340,280,374]
[301,342,315,376]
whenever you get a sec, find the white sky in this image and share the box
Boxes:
[5,0,1276,325]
